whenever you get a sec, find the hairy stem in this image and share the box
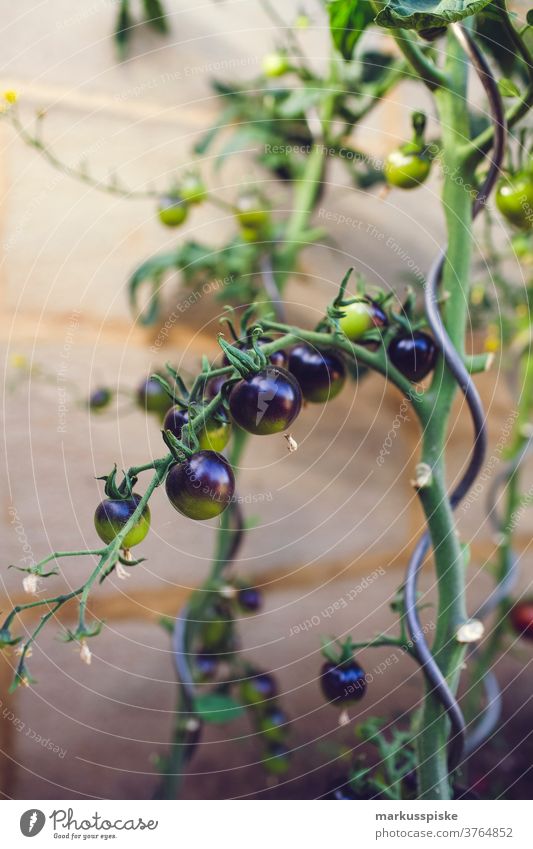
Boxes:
[415,30,475,800]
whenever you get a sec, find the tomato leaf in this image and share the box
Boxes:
[142,0,169,34]
[497,78,521,98]
[194,692,245,724]
[327,0,375,61]
[376,0,493,32]
[114,0,134,60]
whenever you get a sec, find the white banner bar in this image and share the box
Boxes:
[0,800,531,848]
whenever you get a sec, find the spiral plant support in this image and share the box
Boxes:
[404,23,506,773]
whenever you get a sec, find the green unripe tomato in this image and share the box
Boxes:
[338,301,374,341]
[239,225,262,243]
[496,174,533,230]
[235,195,270,231]
[157,195,188,227]
[262,52,290,78]
[261,743,290,775]
[179,174,207,205]
[94,494,151,548]
[384,147,431,190]
[258,707,288,743]
[137,376,173,419]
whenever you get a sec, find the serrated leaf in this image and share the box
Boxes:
[194,692,245,724]
[327,0,375,60]
[498,78,521,98]
[376,0,492,32]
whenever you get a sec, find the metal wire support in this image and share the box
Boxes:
[403,22,507,775]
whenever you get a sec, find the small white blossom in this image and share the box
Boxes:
[79,640,92,665]
[284,432,298,453]
[338,709,350,727]
[115,563,131,580]
[23,573,40,595]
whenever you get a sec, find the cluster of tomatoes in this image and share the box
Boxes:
[157,173,207,228]
[239,671,291,775]
[93,298,440,547]
[157,174,271,245]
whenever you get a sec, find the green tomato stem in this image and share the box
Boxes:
[413,29,476,801]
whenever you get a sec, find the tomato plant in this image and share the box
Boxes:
[2,0,533,806]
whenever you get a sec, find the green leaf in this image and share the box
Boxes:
[142,0,169,34]
[320,634,340,663]
[114,0,134,60]
[498,78,521,98]
[376,0,492,32]
[327,0,375,60]
[276,87,323,118]
[194,692,245,724]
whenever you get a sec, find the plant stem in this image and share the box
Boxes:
[466,352,533,720]
[414,29,476,800]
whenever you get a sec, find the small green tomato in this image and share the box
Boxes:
[262,52,290,78]
[338,301,374,341]
[157,195,188,227]
[179,174,207,205]
[496,173,533,230]
[384,146,431,190]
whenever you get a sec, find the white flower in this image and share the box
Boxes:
[23,573,40,595]
[284,432,298,453]
[79,640,92,665]
[115,563,131,580]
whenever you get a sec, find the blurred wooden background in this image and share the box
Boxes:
[1,1,532,799]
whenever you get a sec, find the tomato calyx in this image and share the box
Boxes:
[329,267,391,342]
[97,463,138,501]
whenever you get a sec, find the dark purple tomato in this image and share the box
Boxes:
[94,494,151,548]
[509,600,533,640]
[137,376,173,418]
[195,652,219,681]
[320,659,367,705]
[288,345,346,403]
[240,671,277,707]
[258,706,288,743]
[165,450,235,520]
[237,585,262,613]
[89,387,112,411]
[228,366,302,435]
[261,742,290,775]
[163,405,231,452]
[387,331,437,382]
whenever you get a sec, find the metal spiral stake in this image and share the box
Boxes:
[404,23,506,776]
